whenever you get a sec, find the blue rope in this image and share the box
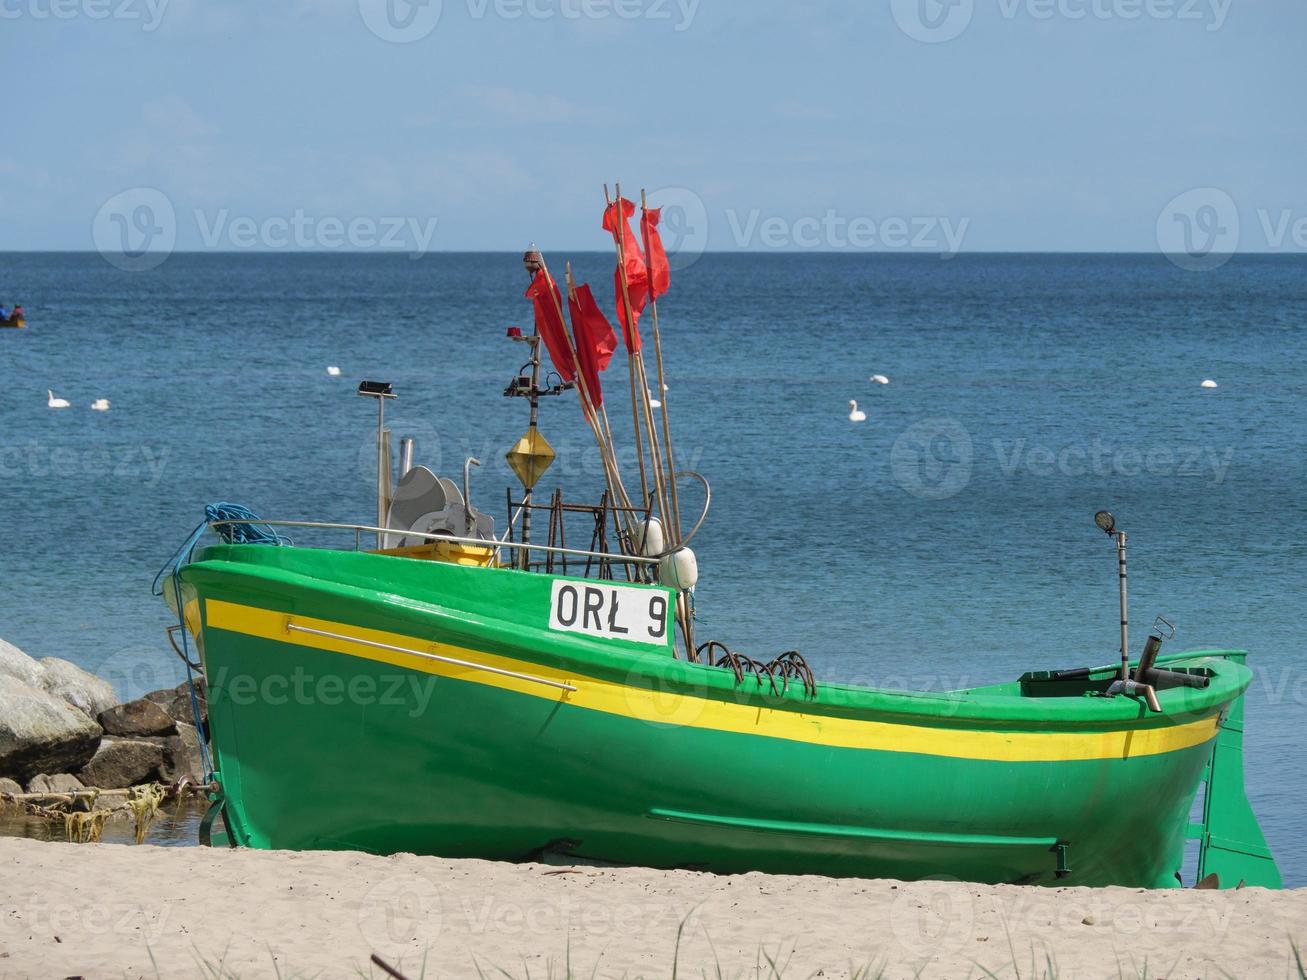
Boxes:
[150,518,208,600]
[203,502,293,546]
[151,504,289,782]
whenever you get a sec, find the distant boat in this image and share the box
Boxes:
[0,314,24,329]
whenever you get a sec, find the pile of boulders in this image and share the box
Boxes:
[0,638,207,797]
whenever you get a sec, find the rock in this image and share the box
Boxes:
[158,722,206,782]
[38,657,120,719]
[0,777,21,796]
[25,772,85,794]
[97,698,177,738]
[147,679,207,731]
[77,738,164,789]
[0,638,44,689]
[0,674,102,782]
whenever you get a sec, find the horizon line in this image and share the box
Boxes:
[2,249,1305,257]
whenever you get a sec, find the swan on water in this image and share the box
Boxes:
[90,399,111,412]
[869,374,890,385]
[848,400,866,422]
[47,390,70,409]
[1200,379,1218,389]
[326,366,342,376]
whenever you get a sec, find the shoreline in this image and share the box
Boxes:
[2,837,1304,979]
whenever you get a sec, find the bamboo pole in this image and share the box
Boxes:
[595,400,637,556]
[606,183,672,539]
[639,188,684,545]
[537,254,637,551]
[635,190,697,659]
[2,788,140,802]
[631,346,671,528]
[677,592,696,662]
[605,183,653,514]
[632,348,673,545]
[562,260,640,529]
[607,182,695,659]
[559,261,624,499]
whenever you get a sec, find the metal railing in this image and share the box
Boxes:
[205,518,661,567]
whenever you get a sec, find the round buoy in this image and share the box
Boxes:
[659,547,699,591]
[634,517,665,557]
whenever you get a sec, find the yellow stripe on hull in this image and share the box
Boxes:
[204,599,1219,763]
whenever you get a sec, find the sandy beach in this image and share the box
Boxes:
[0,838,1302,979]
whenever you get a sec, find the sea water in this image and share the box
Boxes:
[1,252,1303,883]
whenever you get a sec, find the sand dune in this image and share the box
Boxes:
[0,837,1303,978]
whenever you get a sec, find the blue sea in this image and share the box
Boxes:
[1,252,1303,884]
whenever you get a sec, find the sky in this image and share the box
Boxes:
[2,0,1304,255]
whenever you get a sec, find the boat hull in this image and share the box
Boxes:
[181,545,1252,888]
[0,316,24,329]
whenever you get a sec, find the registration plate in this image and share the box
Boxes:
[548,580,671,646]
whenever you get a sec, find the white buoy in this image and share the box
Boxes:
[648,391,662,409]
[326,366,341,376]
[869,374,890,385]
[1200,379,1218,389]
[633,517,665,557]
[659,547,699,591]
[90,398,110,412]
[848,399,866,422]
[47,390,70,409]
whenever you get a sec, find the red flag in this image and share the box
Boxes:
[602,197,647,350]
[603,197,646,283]
[612,269,649,351]
[524,269,575,382]
[568,283,618,409]
[641,207,670,299]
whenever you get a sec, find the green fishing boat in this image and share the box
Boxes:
[158,240,1279,890]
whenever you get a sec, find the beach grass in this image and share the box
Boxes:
[135,933,1307,979]
[127,947,1307,980]
[463,939,1307,980]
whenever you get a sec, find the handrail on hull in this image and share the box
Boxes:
[205,518,661,568]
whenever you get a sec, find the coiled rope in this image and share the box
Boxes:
[202,502,293,546]
[698,641,817,699]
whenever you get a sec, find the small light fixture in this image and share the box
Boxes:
[1094,510,1116,535]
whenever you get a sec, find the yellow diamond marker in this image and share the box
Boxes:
[505,426,555,490]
